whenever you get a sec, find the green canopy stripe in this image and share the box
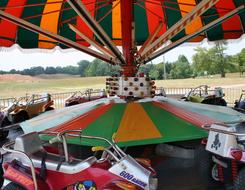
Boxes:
[59,2,77,49]
[163,0,186,42]
[95,1,112,42]
[196,0,223,41]
[66,103,127,146]
[0,1,8,11]
[17,0,46,48]
[134,1,149,45]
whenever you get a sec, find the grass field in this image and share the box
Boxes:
[0,74,106,98]
[0,73,244,98]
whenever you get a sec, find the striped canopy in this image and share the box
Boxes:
[0,0,244,75]
[0,0,244,49]
[20,97,245,147]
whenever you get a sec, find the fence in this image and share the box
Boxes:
[50,89,103,109]
[0,87,243,111]
[162,87,243,106]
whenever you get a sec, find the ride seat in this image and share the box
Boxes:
[14,132,97,174]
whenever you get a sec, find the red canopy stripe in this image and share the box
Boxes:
[215,0,243,39]
[153,101,219,127]
[45,103,114,133]
[75,0,96,47]
[145,0,167,38]
[0,0,26,47]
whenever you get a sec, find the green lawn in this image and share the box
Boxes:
[156,77,245,88]
[0,75,106,98]
[0,73,244,98]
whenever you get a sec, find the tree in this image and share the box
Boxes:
[212,41,227,77]
[170,55,192,79]
[21,66,44,76]
[55,66,64,74]
[192,47,213,76]
[192,42,233,77]
[77,60,90,77]
[9,69,18,74]
[139,63,155,76]
[107,64,121,76]
[237,48,245,76]
[45,67,57,74]
[62,66,79,75]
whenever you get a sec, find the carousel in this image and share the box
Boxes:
[0,0,245,190]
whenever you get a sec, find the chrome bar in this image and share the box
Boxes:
[202,124,245,137]
[48,130,125,159]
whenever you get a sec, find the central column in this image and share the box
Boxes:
[120,0,136,76]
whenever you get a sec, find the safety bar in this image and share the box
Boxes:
[2,141,38,190]
[63,130,126,157]
[40,130,126,162]
[202,123,245,137]
[0,123,20,131]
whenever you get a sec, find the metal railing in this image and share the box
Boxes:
[0,87,243,111]
[0,89,103,111]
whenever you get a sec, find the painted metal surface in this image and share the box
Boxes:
[19,97,236,147]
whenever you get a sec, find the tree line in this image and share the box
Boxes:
[0,44,244,79]
[0,59,121,77]
[140,43,244,79]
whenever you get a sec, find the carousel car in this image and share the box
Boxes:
[234,90,245,113]
[198,121,245,190]
[0,93,54,140]
[1,130,158,190]
[65,89,107,107]
[181,85,227,106]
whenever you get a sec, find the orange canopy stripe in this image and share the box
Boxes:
[177,0,204,42]
[112,0,122,40]
[115,102,162,142]
[38,0,63,48]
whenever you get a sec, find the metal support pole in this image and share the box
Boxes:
[0,10,117,64]
[69,24,115,57]
[138,21,163,55]
[67,0,126,65]
[163,56,167,80]
[144,5,245,63]
[140,0,221,60]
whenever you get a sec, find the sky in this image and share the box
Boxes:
[0,36,244,71]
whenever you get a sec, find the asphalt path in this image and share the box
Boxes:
[1,129,227,190]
